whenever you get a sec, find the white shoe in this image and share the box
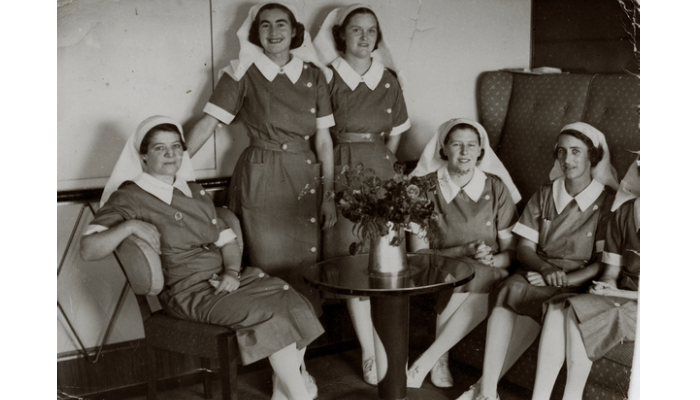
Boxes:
[362,358,378,386]
[406,365,423,388]
[301,370,318,399]
[456,383,480,400]
[430,354,454,388]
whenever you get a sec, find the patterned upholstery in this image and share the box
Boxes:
[477,71,514,151]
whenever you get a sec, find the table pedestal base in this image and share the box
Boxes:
[333,387,450,400]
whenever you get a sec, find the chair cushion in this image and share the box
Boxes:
[115,235,164,296]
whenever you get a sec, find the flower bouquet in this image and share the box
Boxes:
[335,162,443,259]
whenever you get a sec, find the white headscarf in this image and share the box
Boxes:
[549,122,619,190]
[221,2,330,82]
[99,116,196,207]
[312,3,407,88]
[611,153,640,212]
[412,118,521,204]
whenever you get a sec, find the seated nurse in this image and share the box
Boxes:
[530,154,640,400]
[80,116,324,400]
[406,118,522,388]
[457,122,619,400]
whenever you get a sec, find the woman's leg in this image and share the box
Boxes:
[408,293,488,385]
[562,307,593,400]
[531,303,568,400]
[269,343,313,400]
[347,297,375,361]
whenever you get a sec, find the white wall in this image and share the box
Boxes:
[57,0,531,355]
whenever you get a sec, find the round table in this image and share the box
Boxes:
[304,253,475,400]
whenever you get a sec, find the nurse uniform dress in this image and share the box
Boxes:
[323,57,410,258]
[203,54,334,315]
[427,166,519,312]
[565,198,640,360]
[491,177,616,319]
[87,175,324,365]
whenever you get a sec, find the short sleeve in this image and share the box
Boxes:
[494,178,519,238]
[512,188,543,243]
[389,77,410,136]
[205,73,246,125]
[314,68,335,129]
[85,187,139,234]
[602,206,625,266]
[593,189,615,254]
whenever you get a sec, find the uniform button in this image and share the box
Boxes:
[306,82,312,87]
[279,67,284,73]
[259,272,265,278]
[614,302,620,307]
[282,144,288,150]
[380,132,385,136]
[310,217,316,223]
[485,195,491,200]
[486,221,492,226]
[304,135,310,140]
[386,108,392,114]
[310,247,317,253]
[385,83,391,88]
[200,190,206,196]
[593,205,599,210]
[385,155,390,160]
[307,159,312,164]
[587,232,592,237]
[310,107,316,113]
[365,133,371,139]
[211,219,217,225]
[310,189,316,194]
[303,64,308,69]
[283,284,289,290]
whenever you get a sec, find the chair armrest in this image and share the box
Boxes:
[115,235,164,296]
[216,207,244,253]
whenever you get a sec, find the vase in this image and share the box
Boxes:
[368,223,409,276]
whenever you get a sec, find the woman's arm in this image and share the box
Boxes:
[315,127,337,229]
[185,114,220,156]
[385,134,402,154]
[486,234,516,268]
[215,240,243,294]
[517,238,567,287]
[565,260,604,287]
[407,232,470,258]
[80,220,161,261]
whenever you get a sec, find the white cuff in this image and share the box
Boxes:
[82,224,108,236]
[390,119,411,136]
[204,102,235,125]
[316,114,335,130]
[214,228,237,247]
[602,251,623,266]
[512,222,539,244]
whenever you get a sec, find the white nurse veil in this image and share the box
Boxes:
[99,116,196,207]
[412,118,521,204]
[312,3,407,88]
[221,2,331,82]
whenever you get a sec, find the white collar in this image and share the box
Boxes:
[437,165,486,203]
[552,177,604,214]
[133,172,192,205]
[254,54,303,84]
[332,57,384,91]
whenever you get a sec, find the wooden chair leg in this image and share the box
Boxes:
[201,357,213,399]
[218,336,237,400]
[147,346,158,400]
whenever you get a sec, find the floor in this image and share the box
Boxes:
[121,348,532,400]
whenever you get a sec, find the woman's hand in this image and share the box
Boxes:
[589,280,618,296]
[542,266,568,287]
[126,220,161,254]
[215,273,241,295]
[526,271,546,286]
[462,240,491,259]
[321,200,337,229]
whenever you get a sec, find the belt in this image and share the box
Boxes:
[250,137,311,153]
[334,132,386,144]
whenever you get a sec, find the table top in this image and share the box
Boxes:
[304,253,476,297]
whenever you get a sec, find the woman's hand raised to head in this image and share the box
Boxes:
[125,220,161,254]
[320,200,337,229]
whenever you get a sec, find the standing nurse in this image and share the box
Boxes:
[186,3,336,316]
[313,4,410,386]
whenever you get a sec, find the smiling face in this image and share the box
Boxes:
[444,128,481,175]
[141,130,184,182]
[257,8,296,58]
[555,133,592,182]
[342,13,378,60]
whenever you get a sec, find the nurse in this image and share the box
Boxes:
[457,122,619,400]
[530,154,640,400]
[185,2,336,317]
[406,118,521,389]
[312,4,410,386]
